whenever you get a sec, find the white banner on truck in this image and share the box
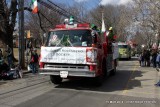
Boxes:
[112,43,119,60]
[40,47,87,64]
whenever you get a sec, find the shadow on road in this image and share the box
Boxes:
[54,69,148,93]
[119,57,138,61]
[0,81,7,85]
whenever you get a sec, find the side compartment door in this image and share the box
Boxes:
[107,54,113,71]
[106,42,113,71]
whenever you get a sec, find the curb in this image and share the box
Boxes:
[22,70,31,74]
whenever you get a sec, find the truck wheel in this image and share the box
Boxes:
[110,65,116,76]
[103,60,107,78]
[94,61,106,86]
[94,75,103,86]
[50,75,62,84]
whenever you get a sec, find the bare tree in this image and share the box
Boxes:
[132,0,160,47]
[25,5,62,42]
[0,0,18,60]
[67,2,89,23]
[89,4,133,41]
[0,0,17,45]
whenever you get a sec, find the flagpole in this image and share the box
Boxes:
[101,7,106,33]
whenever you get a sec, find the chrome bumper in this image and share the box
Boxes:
[39,68,96,77]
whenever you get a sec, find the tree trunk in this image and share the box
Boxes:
[0,0,18,62]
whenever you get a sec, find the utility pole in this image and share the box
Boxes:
[18,0,25,68]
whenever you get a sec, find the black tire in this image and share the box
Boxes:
[9,75,14,80]
[102,60,107,78]
[94,60,106,86]
[50,75,62,84]
[94,75,103,86]
[110,65,116,76]
[110,60,117,76]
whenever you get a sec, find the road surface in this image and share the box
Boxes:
[0,57,160,107]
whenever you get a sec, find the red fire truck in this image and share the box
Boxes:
[39,22,119,85]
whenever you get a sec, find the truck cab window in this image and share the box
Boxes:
[47,30,92,47]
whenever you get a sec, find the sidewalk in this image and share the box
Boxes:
[121,62,160,99]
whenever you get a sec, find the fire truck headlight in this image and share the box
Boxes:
[86,49,97,63]
[84,66,89,70]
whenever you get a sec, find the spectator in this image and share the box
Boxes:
[155,49,160,86]
[156,49,160,69]
[6,45,12,68]
[145,49,151,67]
[141,51,145,67]
[151,49,157,68]
[0,49,4,67]
[30,48,39,74]
[143,50,147,66]
[0,49,3,60]
[27,41,32,55]
[138,52,142,66]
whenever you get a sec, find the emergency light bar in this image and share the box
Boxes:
[66,24,77,28]
[55,23,90,29]
[77,23,90,28]
[55,24,65,29]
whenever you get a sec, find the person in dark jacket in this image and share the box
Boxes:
[145,49,151,67]
[140,51,145,67]
[30,48,39,74]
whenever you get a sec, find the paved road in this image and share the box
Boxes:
[0,57,160,107]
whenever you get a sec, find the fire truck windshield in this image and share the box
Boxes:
[47,30,92,47]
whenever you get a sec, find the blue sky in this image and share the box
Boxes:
[52,0,133,10]
[52,0,100,10]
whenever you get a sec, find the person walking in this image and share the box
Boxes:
[30,48,39,74]
[6,45,12,68]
